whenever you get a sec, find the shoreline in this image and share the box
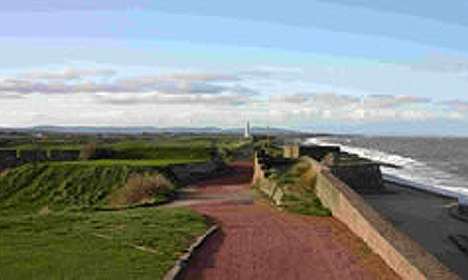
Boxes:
[361,180,468,278]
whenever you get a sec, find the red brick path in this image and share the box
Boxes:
[182,162,399,280]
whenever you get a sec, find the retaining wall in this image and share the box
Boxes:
[18,150,48,162]
[0,149,17,160]
[311,159,459,280]
[252,153,283,205]
[330,163,384,193]
[299,145,340,161]
[49,150,81,161]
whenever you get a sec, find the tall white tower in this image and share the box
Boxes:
[244,121,251,138]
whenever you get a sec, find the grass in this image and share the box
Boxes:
[0,163,181,215]
[46,158,205,167]
[3,138,216,161]
[268,158,332,216]
[0,207,209,280]
[0,135,242,279]
[282,191,332,216]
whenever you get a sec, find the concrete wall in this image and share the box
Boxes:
[299,145,340,161]
[311,159,459,280]
[18,150,48,162]
[283,144,384,192]
[0,149,17,160]
[0,150,19,171]
[0,148,83,171]
[283,144,299,158]
[330,163,384,192]
[252,152,284,206]
[458,196,468,215]
[49,150,81,161]
[169,160,223,185]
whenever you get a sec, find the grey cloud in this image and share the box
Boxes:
[363,94,430,108]
[95,92,250,106]
[0,76,255,95]
[442,99,468,111]
[0,78,132,94]
[269,94,310,103]
[0,92,23,99]
[229,85,258,96]
[405,54,468,73]
[237,67,302,81]
[312,92,360,108]
[23,68,116,80]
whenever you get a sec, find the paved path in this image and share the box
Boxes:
[181,162,399,280]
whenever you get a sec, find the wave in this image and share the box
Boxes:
[305,137,468,200]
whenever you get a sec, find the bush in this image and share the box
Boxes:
[109,174,174,206]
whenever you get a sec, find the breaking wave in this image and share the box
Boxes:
[305,137,468,200]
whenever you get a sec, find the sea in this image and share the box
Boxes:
[305,136,468,201]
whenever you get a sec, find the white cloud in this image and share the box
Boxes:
[23,67,115,80]
[1,65,466,130]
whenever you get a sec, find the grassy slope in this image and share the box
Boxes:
[47,158,205,166]
[0,164,132,214]
[0,157,205,214]
[0,207,209,280]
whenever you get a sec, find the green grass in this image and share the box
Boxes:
[3,139,215,160]
[46,158,205,167]
[282,191,332,216]
[0,207,209,280]
[269,159,331,217]
[0,162,186,215]
[0,164,130,214]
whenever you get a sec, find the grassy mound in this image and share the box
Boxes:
[0,207,209,280]
[0,163,177,214]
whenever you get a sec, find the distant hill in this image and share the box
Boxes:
[0,126,302,135]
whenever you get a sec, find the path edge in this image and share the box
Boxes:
[163,224,220,280]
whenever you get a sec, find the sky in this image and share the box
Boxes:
[1,1,468,135]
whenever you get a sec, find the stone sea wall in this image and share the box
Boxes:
[254,148,459,279]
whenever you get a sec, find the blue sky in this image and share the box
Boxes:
[1,1,468,135]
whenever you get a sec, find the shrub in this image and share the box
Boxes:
[109,174,174,206]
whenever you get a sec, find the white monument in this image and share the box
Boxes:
[244,121,251,138]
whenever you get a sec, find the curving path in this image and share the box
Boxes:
[181,161,400,280]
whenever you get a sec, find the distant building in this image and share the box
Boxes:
[244,121,251,138]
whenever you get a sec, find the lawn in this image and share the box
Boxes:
[0,207,209,280]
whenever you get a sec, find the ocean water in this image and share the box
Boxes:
[305,136,468,200]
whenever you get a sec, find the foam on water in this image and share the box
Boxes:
[305,137,468,200]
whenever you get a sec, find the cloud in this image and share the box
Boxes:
[95,92,250,106]
[0,73,252,95]
[237,66,302,82]
[312,92,360,108]
[0,78,130,94]
[269,93,310,103]
[442,99,468,111]
[0,92,23,99]
[362,94,430,108]
[23,67,116,80]
[405,54,468,73]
